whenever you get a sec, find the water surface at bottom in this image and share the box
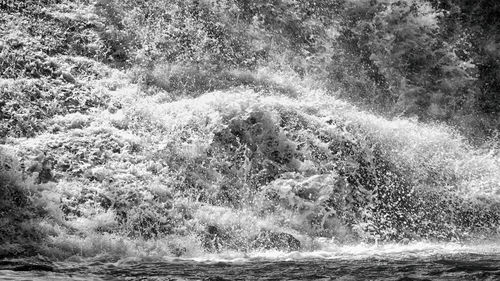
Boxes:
[2,243,500,281]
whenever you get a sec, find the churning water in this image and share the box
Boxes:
[2,88,500,281]
[2,242,500,280]
[2,90,500,280]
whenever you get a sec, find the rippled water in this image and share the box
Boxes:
[2,243,500,281]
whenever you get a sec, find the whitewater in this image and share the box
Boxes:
[2,86,500,280]
[2,1,500,280]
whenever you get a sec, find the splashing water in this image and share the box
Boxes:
[3,88,500,280]
[2,0,500,279]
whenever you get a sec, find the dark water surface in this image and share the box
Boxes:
[2,243,500,281]
[2,255,500,281]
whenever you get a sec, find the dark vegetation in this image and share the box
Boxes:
[0,0,499,260]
